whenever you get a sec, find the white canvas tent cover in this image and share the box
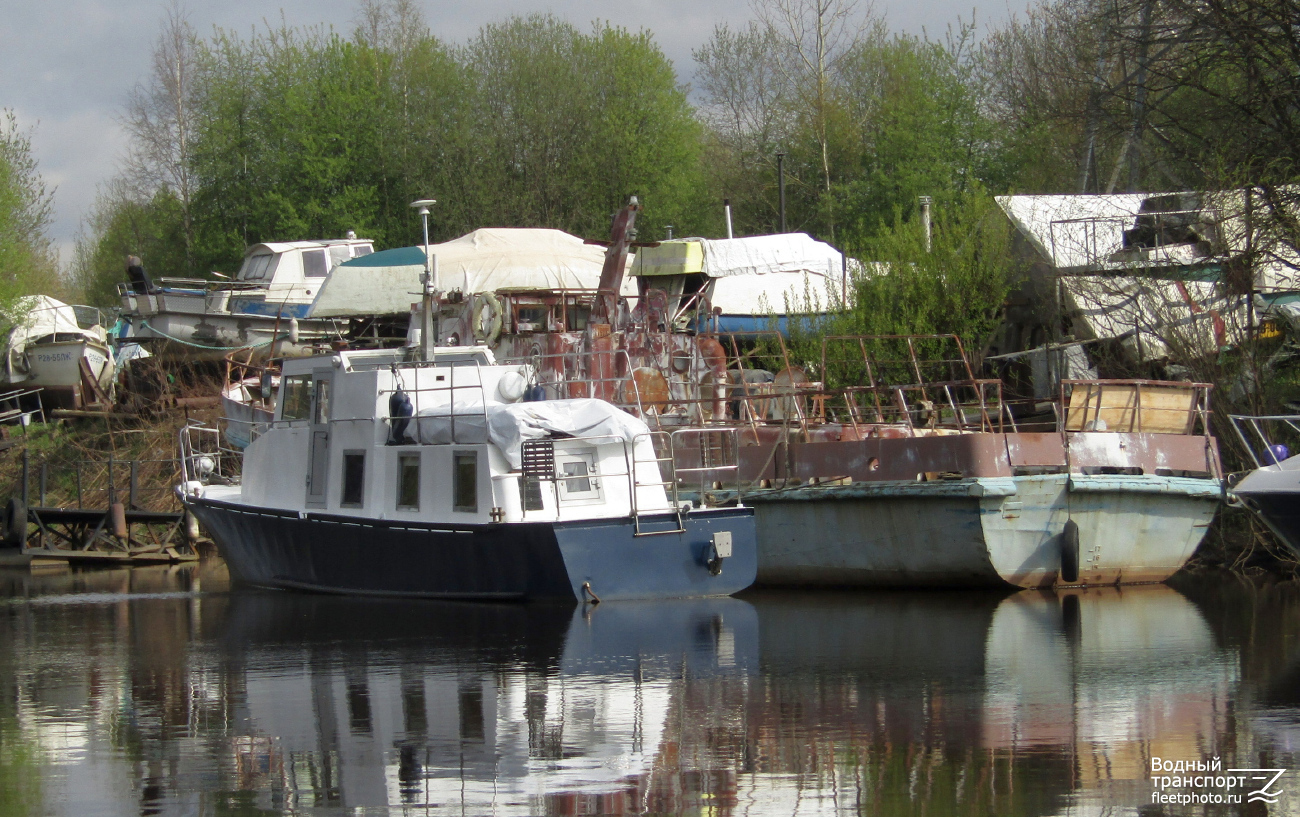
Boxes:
[634,233,853,315]
[309,228,632,317]
[5,295,104,350]
[413,397,650,469]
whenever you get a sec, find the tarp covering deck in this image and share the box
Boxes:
[413,397,650,468]
[632,234,853,315]
[309,228,630,317]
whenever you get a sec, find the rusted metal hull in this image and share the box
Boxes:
[747,474,1220,588]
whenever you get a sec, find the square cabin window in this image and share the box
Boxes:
[342,451,366,507]
[280,375,311,421]
[453,451,478,513]
[397,453,420,511]
[302,248,328,278]
[557,453,601,502]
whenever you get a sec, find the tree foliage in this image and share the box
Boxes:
[694,3,1005,251]
[0,111,60,316]
[78,3,704,303]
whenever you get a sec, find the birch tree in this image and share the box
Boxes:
[753,0,869,240]
[122,1,200,273]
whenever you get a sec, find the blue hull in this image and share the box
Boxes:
[186,497,756,601]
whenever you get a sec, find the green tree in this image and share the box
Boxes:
[462,15,706,240]
[71,182,187,307]
[0,110,60,315]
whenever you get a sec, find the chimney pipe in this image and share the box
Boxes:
[724,199,734,239]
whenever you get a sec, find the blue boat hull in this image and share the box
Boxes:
[186,497,757,600]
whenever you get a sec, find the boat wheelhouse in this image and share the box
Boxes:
[180,345,756,600]
[120,237,373,358]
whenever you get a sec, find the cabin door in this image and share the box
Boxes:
[305,370,333,508]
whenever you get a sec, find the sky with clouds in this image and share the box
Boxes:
[1,0,1014,267]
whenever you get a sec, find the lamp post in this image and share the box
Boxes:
[410,198,437,361]
[776,152,786,233]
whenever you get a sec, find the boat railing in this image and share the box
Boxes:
[499,349,647,414]
[1057,379,1214,435]
[179,422,241,486]
[663,426,742,504]
[1227,414,1300,469]
[15,448,182,512]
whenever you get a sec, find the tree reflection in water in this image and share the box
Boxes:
[1,564,1299,816]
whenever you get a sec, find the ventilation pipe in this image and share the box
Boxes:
[724,199,734,239]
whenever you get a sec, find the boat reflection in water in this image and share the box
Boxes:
[219,593,756,813]
[4,566,1300,815]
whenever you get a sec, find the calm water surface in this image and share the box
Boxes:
[2,563,1299,816]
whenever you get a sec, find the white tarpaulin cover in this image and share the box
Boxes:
[309,228,632,317]
[414,397,649,468]
[6,296,95,347]
[634,234,853,315]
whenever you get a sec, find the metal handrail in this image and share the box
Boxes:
[1228,414,1300,469]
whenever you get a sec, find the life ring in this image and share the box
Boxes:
[1059,519,1080,584]
[471,292,503,346]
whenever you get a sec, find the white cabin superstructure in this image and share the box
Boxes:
[238,347,673,525]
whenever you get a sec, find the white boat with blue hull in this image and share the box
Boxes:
[180,345,755,601]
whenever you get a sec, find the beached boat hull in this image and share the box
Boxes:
[22,339,113,408]
[748,474,1220,588]
[130,311,336,361]
[186,496,756,600]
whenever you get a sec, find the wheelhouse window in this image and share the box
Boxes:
[281,375,311,421]
[397,453,420,511]
[302,249,328,278]
[342,451,366,507]
[240,253,277,281]
[313,379,331,424]
[328,246,352,269]
[453,451,477,513]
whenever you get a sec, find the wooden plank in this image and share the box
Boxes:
[1065,383,1196,434]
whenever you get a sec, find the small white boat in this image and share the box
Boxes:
[2,296,114,409]
[120,236,373,359]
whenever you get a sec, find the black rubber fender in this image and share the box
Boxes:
[3,497,27,549]
[1060,518,1080,584]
